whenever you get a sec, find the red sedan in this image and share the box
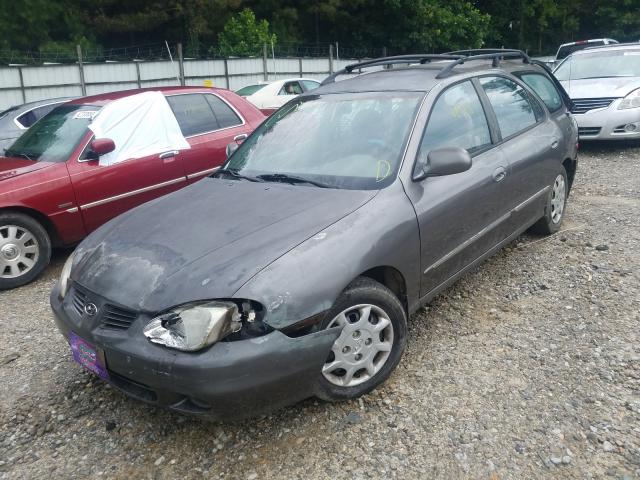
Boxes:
[0,87,265,289]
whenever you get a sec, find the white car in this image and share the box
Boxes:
[236,78,320,115]
[554,43,640,140]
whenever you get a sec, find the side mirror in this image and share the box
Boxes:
[422,147,472,177]
[91,138,116,157]
[226,142,239,159]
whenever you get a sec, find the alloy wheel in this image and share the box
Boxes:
[0,225,40,279]
[322,304,394,387]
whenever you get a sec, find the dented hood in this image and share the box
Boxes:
[0,157,56,181]
[73,177,377,312]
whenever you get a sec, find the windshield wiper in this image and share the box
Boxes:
[4,150,34,161]
[213,168,262,182]
[256,173,333,188]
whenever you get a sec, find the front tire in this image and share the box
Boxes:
[315,277,407,401]
[0,212,51,290]
[530,168,568,235]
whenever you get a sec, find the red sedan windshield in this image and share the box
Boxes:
[5,104,99,163]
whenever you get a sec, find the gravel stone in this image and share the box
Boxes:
[1,142,639,479]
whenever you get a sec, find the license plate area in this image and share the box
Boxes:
[69,332,109,380]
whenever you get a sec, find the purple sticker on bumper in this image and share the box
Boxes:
[69,332,109,380]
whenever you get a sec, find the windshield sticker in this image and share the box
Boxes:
[73,110,99,120]
[376,160,392,182]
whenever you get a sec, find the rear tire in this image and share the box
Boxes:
[530,168,568,235]
[0,212,51,290]
[315,277,407,401]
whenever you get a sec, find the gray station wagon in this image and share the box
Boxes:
[51,50,578,420]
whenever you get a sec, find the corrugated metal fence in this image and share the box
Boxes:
[0,54,357,110]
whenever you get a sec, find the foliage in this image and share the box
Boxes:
[217,8,277,57]
[0,0,638,57]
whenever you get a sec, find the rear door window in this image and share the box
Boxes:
[417,80,492,167]
[205,94,242,129]
[166,94,220,136]
[517,73,563,112]
[279,82,303,95]
[479,77,541,139]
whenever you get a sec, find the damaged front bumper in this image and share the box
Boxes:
[50,283,339,420]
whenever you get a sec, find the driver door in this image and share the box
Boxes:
[403,80,512,297]
[67,134,187,233]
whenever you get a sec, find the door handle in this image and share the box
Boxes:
[493,166,507,183]
[551,139,559,149]
[233,133,248,142]
[159,150,179,159]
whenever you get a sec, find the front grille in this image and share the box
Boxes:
[102,305,137,330]
[71,288,87,316]
[578,127,602,136]
[571,97,617,114]
[70,284,138,330]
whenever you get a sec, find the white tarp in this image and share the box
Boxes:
[88,91,190,166]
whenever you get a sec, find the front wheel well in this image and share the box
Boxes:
[359,266,408,314]
[0,207,61,247]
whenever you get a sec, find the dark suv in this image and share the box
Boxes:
[51,50,578,420]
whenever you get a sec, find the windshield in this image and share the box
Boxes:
[554,50,640,81]
[236,84,267,96]
[556,41,605,60]
[222,92,422,190]
[4,104,98,162]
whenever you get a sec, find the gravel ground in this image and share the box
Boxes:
[1,142,639,480]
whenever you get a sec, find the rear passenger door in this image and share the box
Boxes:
[166,92,251,183]
[404,80,511,297]
[516,71,574,152]
[478,75,562,230]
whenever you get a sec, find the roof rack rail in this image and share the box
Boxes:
[435,50,530,79]
[320,49,532,86]
[320,54,464,85]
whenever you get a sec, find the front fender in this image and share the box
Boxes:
[233,183,421,330]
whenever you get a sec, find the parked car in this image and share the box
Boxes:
[0,86,264,289]
[556,38,619,62]
[0,97,75,152]
[554,43,640,139]
[238,78,321,115]
[51,51,577,420]
[531,39,619,70]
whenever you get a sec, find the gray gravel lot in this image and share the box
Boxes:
[1,142,639,480]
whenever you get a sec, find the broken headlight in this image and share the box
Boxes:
[143,300,270,352]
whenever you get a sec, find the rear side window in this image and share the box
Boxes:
[417,80,491,165]
[166,94,219,136]
[17,103,59,128]
[205,95,242,129]
[301,80,320,91]
[279,82,303,95]
[479,77,541,138]
[518,73,563,112]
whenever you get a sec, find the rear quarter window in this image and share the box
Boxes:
[517,73,563,112]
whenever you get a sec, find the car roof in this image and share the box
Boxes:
[559,38,618,48]
[571,43,640,56]
[311,57,547,95]
[67,86,229,107]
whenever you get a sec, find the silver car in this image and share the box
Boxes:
[554,44,640,139]
[0,97,74,152]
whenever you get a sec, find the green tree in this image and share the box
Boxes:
[217,8,277,57]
